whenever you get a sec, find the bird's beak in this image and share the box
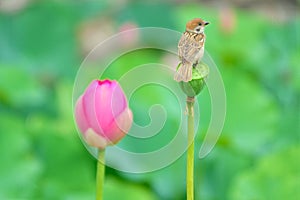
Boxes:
[204,22,210,26]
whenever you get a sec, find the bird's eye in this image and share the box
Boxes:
[198,23,202,26]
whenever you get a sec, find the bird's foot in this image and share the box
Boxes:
[193,61,198,68]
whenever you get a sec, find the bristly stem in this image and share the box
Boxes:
[96,149,105,200]
[186,96,195,200]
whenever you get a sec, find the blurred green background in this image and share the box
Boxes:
[0,0,299,199]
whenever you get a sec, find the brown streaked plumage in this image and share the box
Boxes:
[174,18,209,82]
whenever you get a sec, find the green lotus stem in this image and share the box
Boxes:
[186,96,195,200]
[96,150,105,200]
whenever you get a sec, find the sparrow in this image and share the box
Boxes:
[174,18,209,82]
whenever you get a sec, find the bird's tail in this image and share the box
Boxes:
[174,62,193,82]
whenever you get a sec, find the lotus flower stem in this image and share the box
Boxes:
[96,150,105,200]
[186,96,195,200]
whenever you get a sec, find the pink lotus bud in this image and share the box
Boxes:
[75,79,133,149]
[219,7,236,35]
[118,21,139,47]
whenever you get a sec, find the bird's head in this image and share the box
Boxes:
[186,18,209,34]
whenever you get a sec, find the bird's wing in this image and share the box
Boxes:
[178,33,205,63]
[178,34,186,59]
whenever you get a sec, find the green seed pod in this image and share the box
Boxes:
[178,62,209,97]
